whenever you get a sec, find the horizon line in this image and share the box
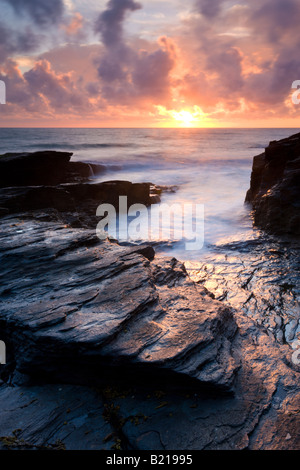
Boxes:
[0,126,299,130]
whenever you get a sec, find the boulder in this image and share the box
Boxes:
[0,383,113,450]
[0,218,238,393]
[0,151,106,187]
[0,180,155,227]
[245,133,300,235]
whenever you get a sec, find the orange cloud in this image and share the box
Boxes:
[63,12,84,36]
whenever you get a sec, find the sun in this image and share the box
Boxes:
[172,110,196,127]
[155,105,206,128]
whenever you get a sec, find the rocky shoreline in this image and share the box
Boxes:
[186,236,300,348]
[245,132,300,235]
[0,145,299,450]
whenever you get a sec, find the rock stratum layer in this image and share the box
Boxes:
[0,219,238,392]
[0,151,160,227]
[0,217,299,450]
[246,132,300,235]
[0,180,156,228]
[0,150,106,187]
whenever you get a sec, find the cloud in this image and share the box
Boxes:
[0,21,40,62]
[242,0,300,104]
[94,0,141,86]
[2,0,65,25]
[0,57,91,117]
[132,40,174,99]
[244,44,300,105]
[94,0,175,105]
[248,0,300,43]
[0,60,42,111]
[95,0,142,47]
[0,0,66,63]
[1,0,300,125]
[179,0,300,114]
[63,12,84,36]
[24,59,85,109]
[195,0,224,18]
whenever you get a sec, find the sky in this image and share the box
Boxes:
[0,0,300,127]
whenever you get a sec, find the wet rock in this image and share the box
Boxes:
[68,161,107,178]
[285,320,299,343]
[113,308,300,450]
[0,218,238,393]
[245,132,300,235]
[0,180,155,226]
[185,237,300,346]
[0,150,106,187]
[0,383,113,450]
[0,150,162,230]
[1,316,299,451]
[0,219,299,450]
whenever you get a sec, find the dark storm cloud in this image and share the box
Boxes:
[95,0,141,47]
[0,0,63,62]
[2,0,65,26]
[94,0,141,86]
[248,0,300,43]
[195,0,224,18]
[0,21,39,61]
[94,0,175,105]
[0,23,14,61]
[195,0,300,35]
[250,0,300,28]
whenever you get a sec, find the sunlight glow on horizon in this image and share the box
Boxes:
[155,105,210,128]
[1,1,300,128]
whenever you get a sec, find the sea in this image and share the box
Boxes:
[0,127,298,256]
[0,127,299,340]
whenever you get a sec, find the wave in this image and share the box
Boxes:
[194,157,253,167]
[248,144,266,149]
[24,142,136,151]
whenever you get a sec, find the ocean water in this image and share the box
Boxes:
[0,127,297,259]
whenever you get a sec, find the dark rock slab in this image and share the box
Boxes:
[245,133,300,235]
[0,218,238,393]
[0,180,156,229]
[113,309,300,450]
[0,151,106,187]
[0,218,299,449]
[1,308,299,450]
[0,383,113,450]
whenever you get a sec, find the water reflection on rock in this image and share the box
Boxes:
[185,237,300,346]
